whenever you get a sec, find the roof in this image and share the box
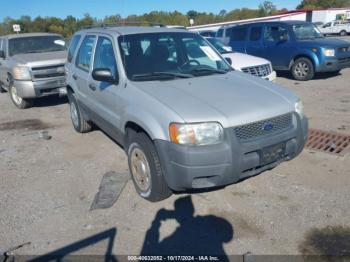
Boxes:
[3,32,62,39]
[79,26,188,36]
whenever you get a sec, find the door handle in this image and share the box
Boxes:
[89,83,96,91]
[72,74,77,80]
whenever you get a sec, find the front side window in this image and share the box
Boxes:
[118,32,231,81]
[68,34,81,63]
[231,27,247,41]
[206,38,232,54]
[292,23,323,40]
[76,35,96,71]
[264,26,289,42]
[93,37,118,78]
[323,22,331,28]
[8,35,66,56]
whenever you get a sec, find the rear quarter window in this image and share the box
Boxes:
[68,34,81,63]
[231,27,247,41]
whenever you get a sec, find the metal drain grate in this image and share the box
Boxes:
[306,128,350,156]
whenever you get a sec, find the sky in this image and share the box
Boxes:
[1,0,300,21]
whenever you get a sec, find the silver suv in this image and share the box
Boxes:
[0,33,67,109]
[66,26,308,202]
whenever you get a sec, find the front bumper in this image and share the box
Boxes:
[155,113,308,191]
[317,56,350,72]
[14,77,66,99]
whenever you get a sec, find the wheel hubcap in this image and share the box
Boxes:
[70,102,79,128]
[295,62,309,78]
[11,86,22,105]
[130,147,151,192]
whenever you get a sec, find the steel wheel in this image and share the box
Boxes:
[11,85,23,105]
[130,147,151,192]
[292,57,314,81]
[70,101,79,129]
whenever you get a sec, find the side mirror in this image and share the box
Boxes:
[0,50,5,59]
[92,68,118,84]
[225,57,232,65]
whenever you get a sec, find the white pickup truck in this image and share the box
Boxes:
[319,20,350,36]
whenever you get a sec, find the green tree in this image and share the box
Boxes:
[297,0,350,9]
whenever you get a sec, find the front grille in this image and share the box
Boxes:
[338,57,350,64]
[338,46,350,53]
[31,64,65,80]
[241,64,272,78]
[234,113,293,141]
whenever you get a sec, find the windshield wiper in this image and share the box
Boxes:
[131,72,193,81]
[188,68,229,75]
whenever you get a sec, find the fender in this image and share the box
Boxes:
[289,50,320,70]
[121,105,169,141]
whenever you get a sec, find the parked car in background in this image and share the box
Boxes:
[206,37,276,81]
[216,25,234,44]
[229,21,350,81]
[313,22,324,28]
[199,30,216,37]
[319,20,350,36]
[0,33,67,108]
[66,26,308,201]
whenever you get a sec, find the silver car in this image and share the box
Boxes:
[66,26,308,202]
[0,33,67,109]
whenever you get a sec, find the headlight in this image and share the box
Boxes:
[12,66,31,80]
[323,48,335,57]
[169,122,224,146]
[295,99,304,118]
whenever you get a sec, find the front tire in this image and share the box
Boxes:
[68,92,91,133]
[9,84,33,109]
[340,30,347,36]
[291,57,315,81]
[127,131,172,202]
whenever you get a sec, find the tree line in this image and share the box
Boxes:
[1,0,350,38]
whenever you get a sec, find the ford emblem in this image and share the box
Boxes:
[263,123,274,131]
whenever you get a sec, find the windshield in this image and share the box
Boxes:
[118,32,231,81]
[206,38,233,54]
[9,35,66,56]
[292,23,324,40]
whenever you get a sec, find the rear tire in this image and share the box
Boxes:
[126,130,172,202]
[291,57,314,81]
[9,84,33,109]
[68,92,91,133]
[340,30,347,36]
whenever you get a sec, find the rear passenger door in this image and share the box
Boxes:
[88,35,122,141]
[228,26,248,53]
[245,26,264,57]
[74,35,97,110]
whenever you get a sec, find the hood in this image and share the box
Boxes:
[222,52,271,70]
[130,71,297,128]
[297,38,350,48]
[11,51,67,68]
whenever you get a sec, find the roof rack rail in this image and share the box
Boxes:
[81,21,166,29]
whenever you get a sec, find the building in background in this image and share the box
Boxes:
[187,8,350,33]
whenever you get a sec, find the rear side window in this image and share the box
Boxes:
[250,27,262,41]
[264,26,289,42]
[231,27,247,41]
[68,34,81,63]
[93,37,118,78]
[217,29,224,37]
[76,35,96,71]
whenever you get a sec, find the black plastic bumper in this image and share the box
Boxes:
[155,113,308,191]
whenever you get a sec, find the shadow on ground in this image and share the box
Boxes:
[277,71,342,81]
[299,225,350,257]
[33,95,68,108]
[141,196,233,260]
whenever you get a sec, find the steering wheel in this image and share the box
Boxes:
[178,59,200,70]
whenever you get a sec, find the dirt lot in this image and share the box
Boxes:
[1,41,350,258]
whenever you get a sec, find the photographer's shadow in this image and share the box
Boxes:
[141,196,233,258]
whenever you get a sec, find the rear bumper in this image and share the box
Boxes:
[14,77,66,99]
[155,113,308,191]
[317,57,350,72]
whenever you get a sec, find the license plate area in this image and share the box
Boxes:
[260,142,285,165]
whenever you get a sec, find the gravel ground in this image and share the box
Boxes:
[1,42,350,257]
